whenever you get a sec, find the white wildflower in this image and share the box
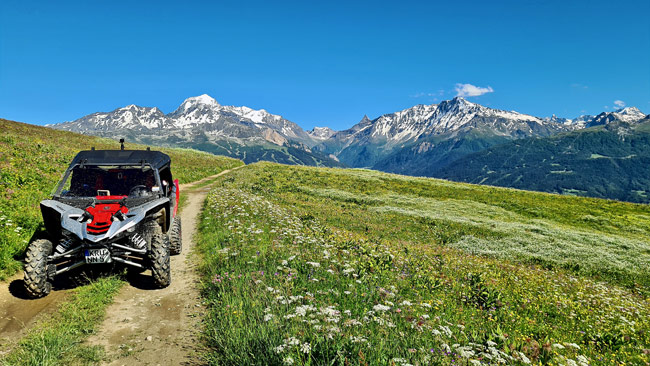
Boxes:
[576,355,589,366]
[300,342,311,354]
[274,344,285,354]
[565,343,580,350]
[373,304,390,312]
[517,351,531,364]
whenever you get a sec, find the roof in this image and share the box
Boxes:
[69,149,171,169]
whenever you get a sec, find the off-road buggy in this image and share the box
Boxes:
[24,143,182,298]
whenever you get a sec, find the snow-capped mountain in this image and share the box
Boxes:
[53,105,173,133]
[314,97,570,168]
[333,97,567,145]
[52,94,314,147]
[307,127,337,140]
[587,107,646,127]
[542,114,594,128]
[49,94,647,174]
[49,94,344,167]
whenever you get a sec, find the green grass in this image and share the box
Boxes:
[2,276,123,366]
[196,162,650,365]
[0,118,243,279]
[0,118,242,365]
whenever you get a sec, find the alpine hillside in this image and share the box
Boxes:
[438,116,650,203]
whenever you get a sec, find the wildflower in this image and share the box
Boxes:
[264,314,274,322]
[516,351,531,364]
[274,344,285,354]
[283,356,294,365]
[576,355,589,366]
[456,346,475,359]
[373,304,390,312]
[300,342,311,353]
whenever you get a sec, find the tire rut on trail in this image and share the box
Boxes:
[85,167,240,365]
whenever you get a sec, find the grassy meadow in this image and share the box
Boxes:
[0,118,243,279]
[197,163,650,365]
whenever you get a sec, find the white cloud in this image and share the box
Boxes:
[614,100,626,108]
[455,83,494,97]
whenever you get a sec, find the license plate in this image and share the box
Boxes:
[84,248,112,264]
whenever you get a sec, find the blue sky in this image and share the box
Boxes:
[0,0,648,130]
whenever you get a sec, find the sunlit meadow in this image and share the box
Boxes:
[197,163,650,365]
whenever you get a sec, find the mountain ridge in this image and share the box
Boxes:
[48,95,648,199]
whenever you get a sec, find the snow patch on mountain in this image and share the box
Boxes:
[308,127,337,140]
[588,107,646,127]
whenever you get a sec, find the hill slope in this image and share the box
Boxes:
[0,118,243,278]
[437,119,650,203]
[197,163,650,365]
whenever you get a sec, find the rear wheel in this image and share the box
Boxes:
[169,217,182,255]
[24,239,53,298]
[149,224,171,288]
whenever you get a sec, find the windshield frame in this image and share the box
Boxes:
[53,163,162,199]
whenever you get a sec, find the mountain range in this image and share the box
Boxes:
[49,94,649,202]
[52,95,341,166]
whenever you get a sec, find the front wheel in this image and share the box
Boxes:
[24,239,53,298]
[149,225,171,288]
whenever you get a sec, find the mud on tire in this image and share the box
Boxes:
[24,239,53,298]
[149,224,171,288]
[169,217,182,256]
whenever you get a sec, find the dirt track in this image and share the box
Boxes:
[86,168,238,365]
[0,167,239,363]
